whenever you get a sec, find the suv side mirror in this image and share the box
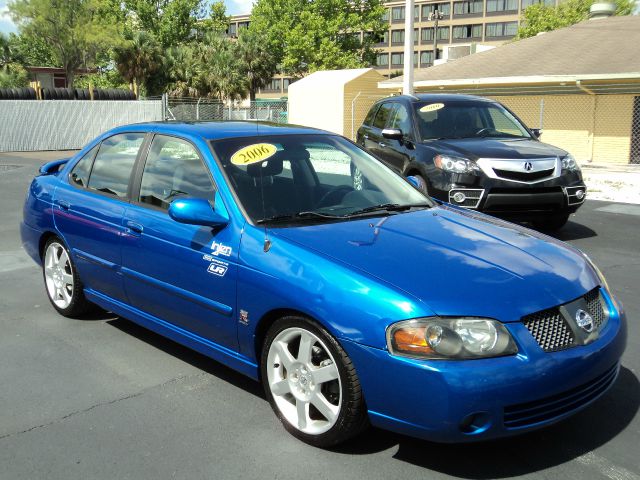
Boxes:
[381,128,403,140]
[531,128,542,139]
[169,196,229,227]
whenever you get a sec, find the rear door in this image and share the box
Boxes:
[120,134,239,349]
[365,102,396,163]
[53,133,145,302]
[379,103,416,174]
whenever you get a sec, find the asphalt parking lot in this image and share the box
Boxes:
[1,150,639,480]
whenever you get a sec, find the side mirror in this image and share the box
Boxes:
[531,128,542,139]
[169,196,229,227]
[381,128,403,140]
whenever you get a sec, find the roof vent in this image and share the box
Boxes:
[589,2,616,19]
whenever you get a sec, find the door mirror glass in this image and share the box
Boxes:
[382,128,403,140]
[168,196,229,227]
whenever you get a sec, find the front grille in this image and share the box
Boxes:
[585,288,607,329]
[523,307,575,352]
[493,168,555,182]
[503,364,618,429]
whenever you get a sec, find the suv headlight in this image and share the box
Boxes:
[434,155,479,174]
[561,154,580,172]
[387,317,518,360]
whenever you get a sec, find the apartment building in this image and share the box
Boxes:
[227,0,557,94]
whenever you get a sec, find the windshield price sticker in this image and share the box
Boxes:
[231,143,277,165]
[420,103,445,113]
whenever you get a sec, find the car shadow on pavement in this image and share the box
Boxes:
[546,220,598,242]
[106,317,265,399]
[336,366,639,478]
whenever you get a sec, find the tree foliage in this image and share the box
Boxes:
[517,0,636,39]
[236,28,277,101]
[8,0,122,87]
[113,30,162,96]
[249,0,386,76]
[7,31,56,66]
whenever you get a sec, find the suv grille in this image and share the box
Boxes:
[523,307,574,352]
[493,168,555,182]
[522,288,608,352]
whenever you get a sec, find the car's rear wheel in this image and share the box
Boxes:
[532,213,570,231]
[261,316,368,447]
[43,238,94,317]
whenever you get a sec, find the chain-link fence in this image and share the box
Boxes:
[487,94,640,165]
[163,96,288,124]
[347,92,391,140]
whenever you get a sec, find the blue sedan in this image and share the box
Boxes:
[21,122,626,447]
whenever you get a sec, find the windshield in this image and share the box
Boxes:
[414,101,532,141]
[211,134,431,224]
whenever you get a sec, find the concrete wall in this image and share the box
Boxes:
[0,100,162,152]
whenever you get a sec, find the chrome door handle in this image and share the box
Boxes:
[58,200,70,211]
[363,134,369,139]
[379,142,387,148]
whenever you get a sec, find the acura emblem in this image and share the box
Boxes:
[523,162,533,172]
[575,309,594,333]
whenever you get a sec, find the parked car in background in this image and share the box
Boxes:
[21,122,625,447]
[357,94,587,230]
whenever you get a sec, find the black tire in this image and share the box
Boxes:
[532,213,570,231]
[261,316,368,447]
[42,237,95,317]
[0,88,6,99]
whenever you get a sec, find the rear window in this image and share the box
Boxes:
[87,133,144,198]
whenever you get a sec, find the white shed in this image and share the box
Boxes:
[288,68,388,139]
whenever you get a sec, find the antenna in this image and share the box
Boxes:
[258,161,271,252]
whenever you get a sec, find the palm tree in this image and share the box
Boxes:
[198,32,248,101]
[0,33,12,71]
[113,30,162,97]
[236,28,278,102]
[164,44,202,97]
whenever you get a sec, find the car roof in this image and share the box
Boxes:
[107,121,331,141]
[379,94,495,104]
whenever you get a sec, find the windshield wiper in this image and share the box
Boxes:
[345,203,431,217]
[256,211,343,224]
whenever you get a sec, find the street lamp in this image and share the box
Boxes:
[428,9,444,66]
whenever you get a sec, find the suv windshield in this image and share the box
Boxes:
[211,134,430,224]
[414,101,532,141]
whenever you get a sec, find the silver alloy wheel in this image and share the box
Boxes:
[44,242,74,309]
[266,327,342,435]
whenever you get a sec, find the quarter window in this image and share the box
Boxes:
[139,136,214,210]
[87,133,144,198]
[69,145,98,188]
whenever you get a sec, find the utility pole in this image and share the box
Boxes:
[429,9,444,66]
[402,0,414,95]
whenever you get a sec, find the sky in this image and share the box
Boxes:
[0,0,254,35]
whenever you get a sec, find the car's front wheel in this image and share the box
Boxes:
[261,316,368,447]
[43,237,94,317]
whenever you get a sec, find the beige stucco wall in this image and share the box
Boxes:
[592,95,634,164]
[343,70,389,139]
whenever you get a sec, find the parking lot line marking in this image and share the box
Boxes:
[575,452,640,480]
[595,204,640,216]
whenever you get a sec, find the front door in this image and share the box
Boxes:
[120,135,239,350]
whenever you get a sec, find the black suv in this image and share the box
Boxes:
[357,94,586,230]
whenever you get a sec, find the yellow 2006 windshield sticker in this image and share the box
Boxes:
[231,143,277,165]
[419,103,445,113]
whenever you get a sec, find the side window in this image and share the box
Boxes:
[88,133,144,198]
[363,104,379,126]
[372,103,394,129]
[139,135,214,210]
[388,104,413,137]
[69,145,98,188]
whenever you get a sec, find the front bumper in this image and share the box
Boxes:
[342,293,627,443]
[428,169,586,217]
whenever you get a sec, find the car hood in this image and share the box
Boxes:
[272,206,597,322]
[427,138,567,160]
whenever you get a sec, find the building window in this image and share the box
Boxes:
[238,21,250,30]
[366,30,389,45]
[391,52,404,66]
[522,0,555,7]
[262,78,281,92]
[453,0,484,15]
[376,53,389,67]
[392,6,405,22]
[453,24,483,40]
[486,0,518,12]
[414,28,419,44]
[421,26,450,43]
[485,21,518,38]
[420,50,434,67]
[382,9,389,22]
[413,51,418,67]
[228,23,237,36]
[283,78,296,90]
[391,29,404,45]
[414,4,420,20]
[422,2,451,18]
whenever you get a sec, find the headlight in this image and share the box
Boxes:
[387,317,518,360]
[434,155,479,174]
[561,154,580,172]
[582,252,620,312]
